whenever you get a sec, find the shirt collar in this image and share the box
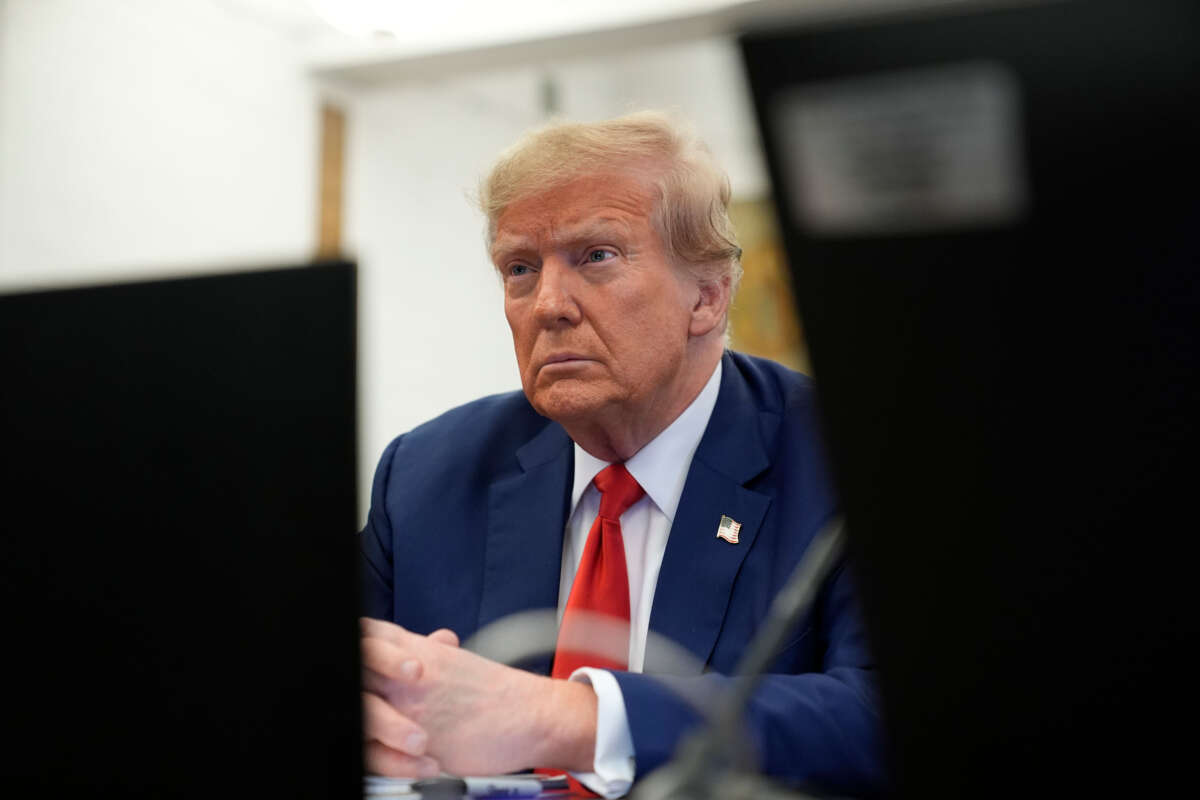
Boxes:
[570,359,723,523]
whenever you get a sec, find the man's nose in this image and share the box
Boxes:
[532,259,581,326]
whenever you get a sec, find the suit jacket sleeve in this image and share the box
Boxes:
[611,562,886,797]
[360,435,403,620]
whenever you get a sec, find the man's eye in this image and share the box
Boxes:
[508,264,532,277]
[585,249,616,263]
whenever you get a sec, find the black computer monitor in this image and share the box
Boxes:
[0,261,361,796]
[742,0,1198,795]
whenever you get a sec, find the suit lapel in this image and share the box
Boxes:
[478,421,573,645]
[645,354,776,675]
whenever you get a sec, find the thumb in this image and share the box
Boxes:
[427,628,460,647]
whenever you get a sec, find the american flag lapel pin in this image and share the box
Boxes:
[716,514,741,544]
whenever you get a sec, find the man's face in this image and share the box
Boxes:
[491,172,701,431]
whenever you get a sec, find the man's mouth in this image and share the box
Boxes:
[540,353,593,371]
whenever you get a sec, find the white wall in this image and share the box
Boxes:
[345,66,541,496]
[552,38,767,197]
[0,0,318,289]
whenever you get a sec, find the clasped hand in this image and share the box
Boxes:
[360,617,598,777]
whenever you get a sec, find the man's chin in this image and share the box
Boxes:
[525,382,614,426]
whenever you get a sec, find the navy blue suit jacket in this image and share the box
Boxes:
[360,351,885,795]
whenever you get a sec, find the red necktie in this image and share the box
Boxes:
[542,464,644,794]
[552,463,645,678]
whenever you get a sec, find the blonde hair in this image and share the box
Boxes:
[479,111,743,293]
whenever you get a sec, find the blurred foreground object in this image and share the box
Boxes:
[0,262,361,797]
[742,0,1199,795]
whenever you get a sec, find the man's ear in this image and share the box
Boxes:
[688,275,732,338]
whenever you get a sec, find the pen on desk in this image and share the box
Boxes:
[364,775,415,796]
[410,775,548,798]
[462,775,546,797]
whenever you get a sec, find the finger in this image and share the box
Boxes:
[427,628,459,647]
[363,692,429,755]
[362,668,415,712]
[360,616,413,643]
[361,667,392,699]
[362,636,423,683]
[364,740,441,778]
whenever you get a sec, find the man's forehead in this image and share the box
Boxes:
[491,173,656,250]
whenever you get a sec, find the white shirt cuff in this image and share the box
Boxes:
[567,668,635,798]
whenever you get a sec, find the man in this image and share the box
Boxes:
[359,112,884,797]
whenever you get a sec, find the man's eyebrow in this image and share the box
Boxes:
[489,234,533,261]
[490,217,634,260]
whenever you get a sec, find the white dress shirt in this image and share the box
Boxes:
[558,361,722,798]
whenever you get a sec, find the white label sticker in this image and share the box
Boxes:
[775,61,1028,236]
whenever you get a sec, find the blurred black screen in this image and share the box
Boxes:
[0,261,361,797]
[743,1,1199,795]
